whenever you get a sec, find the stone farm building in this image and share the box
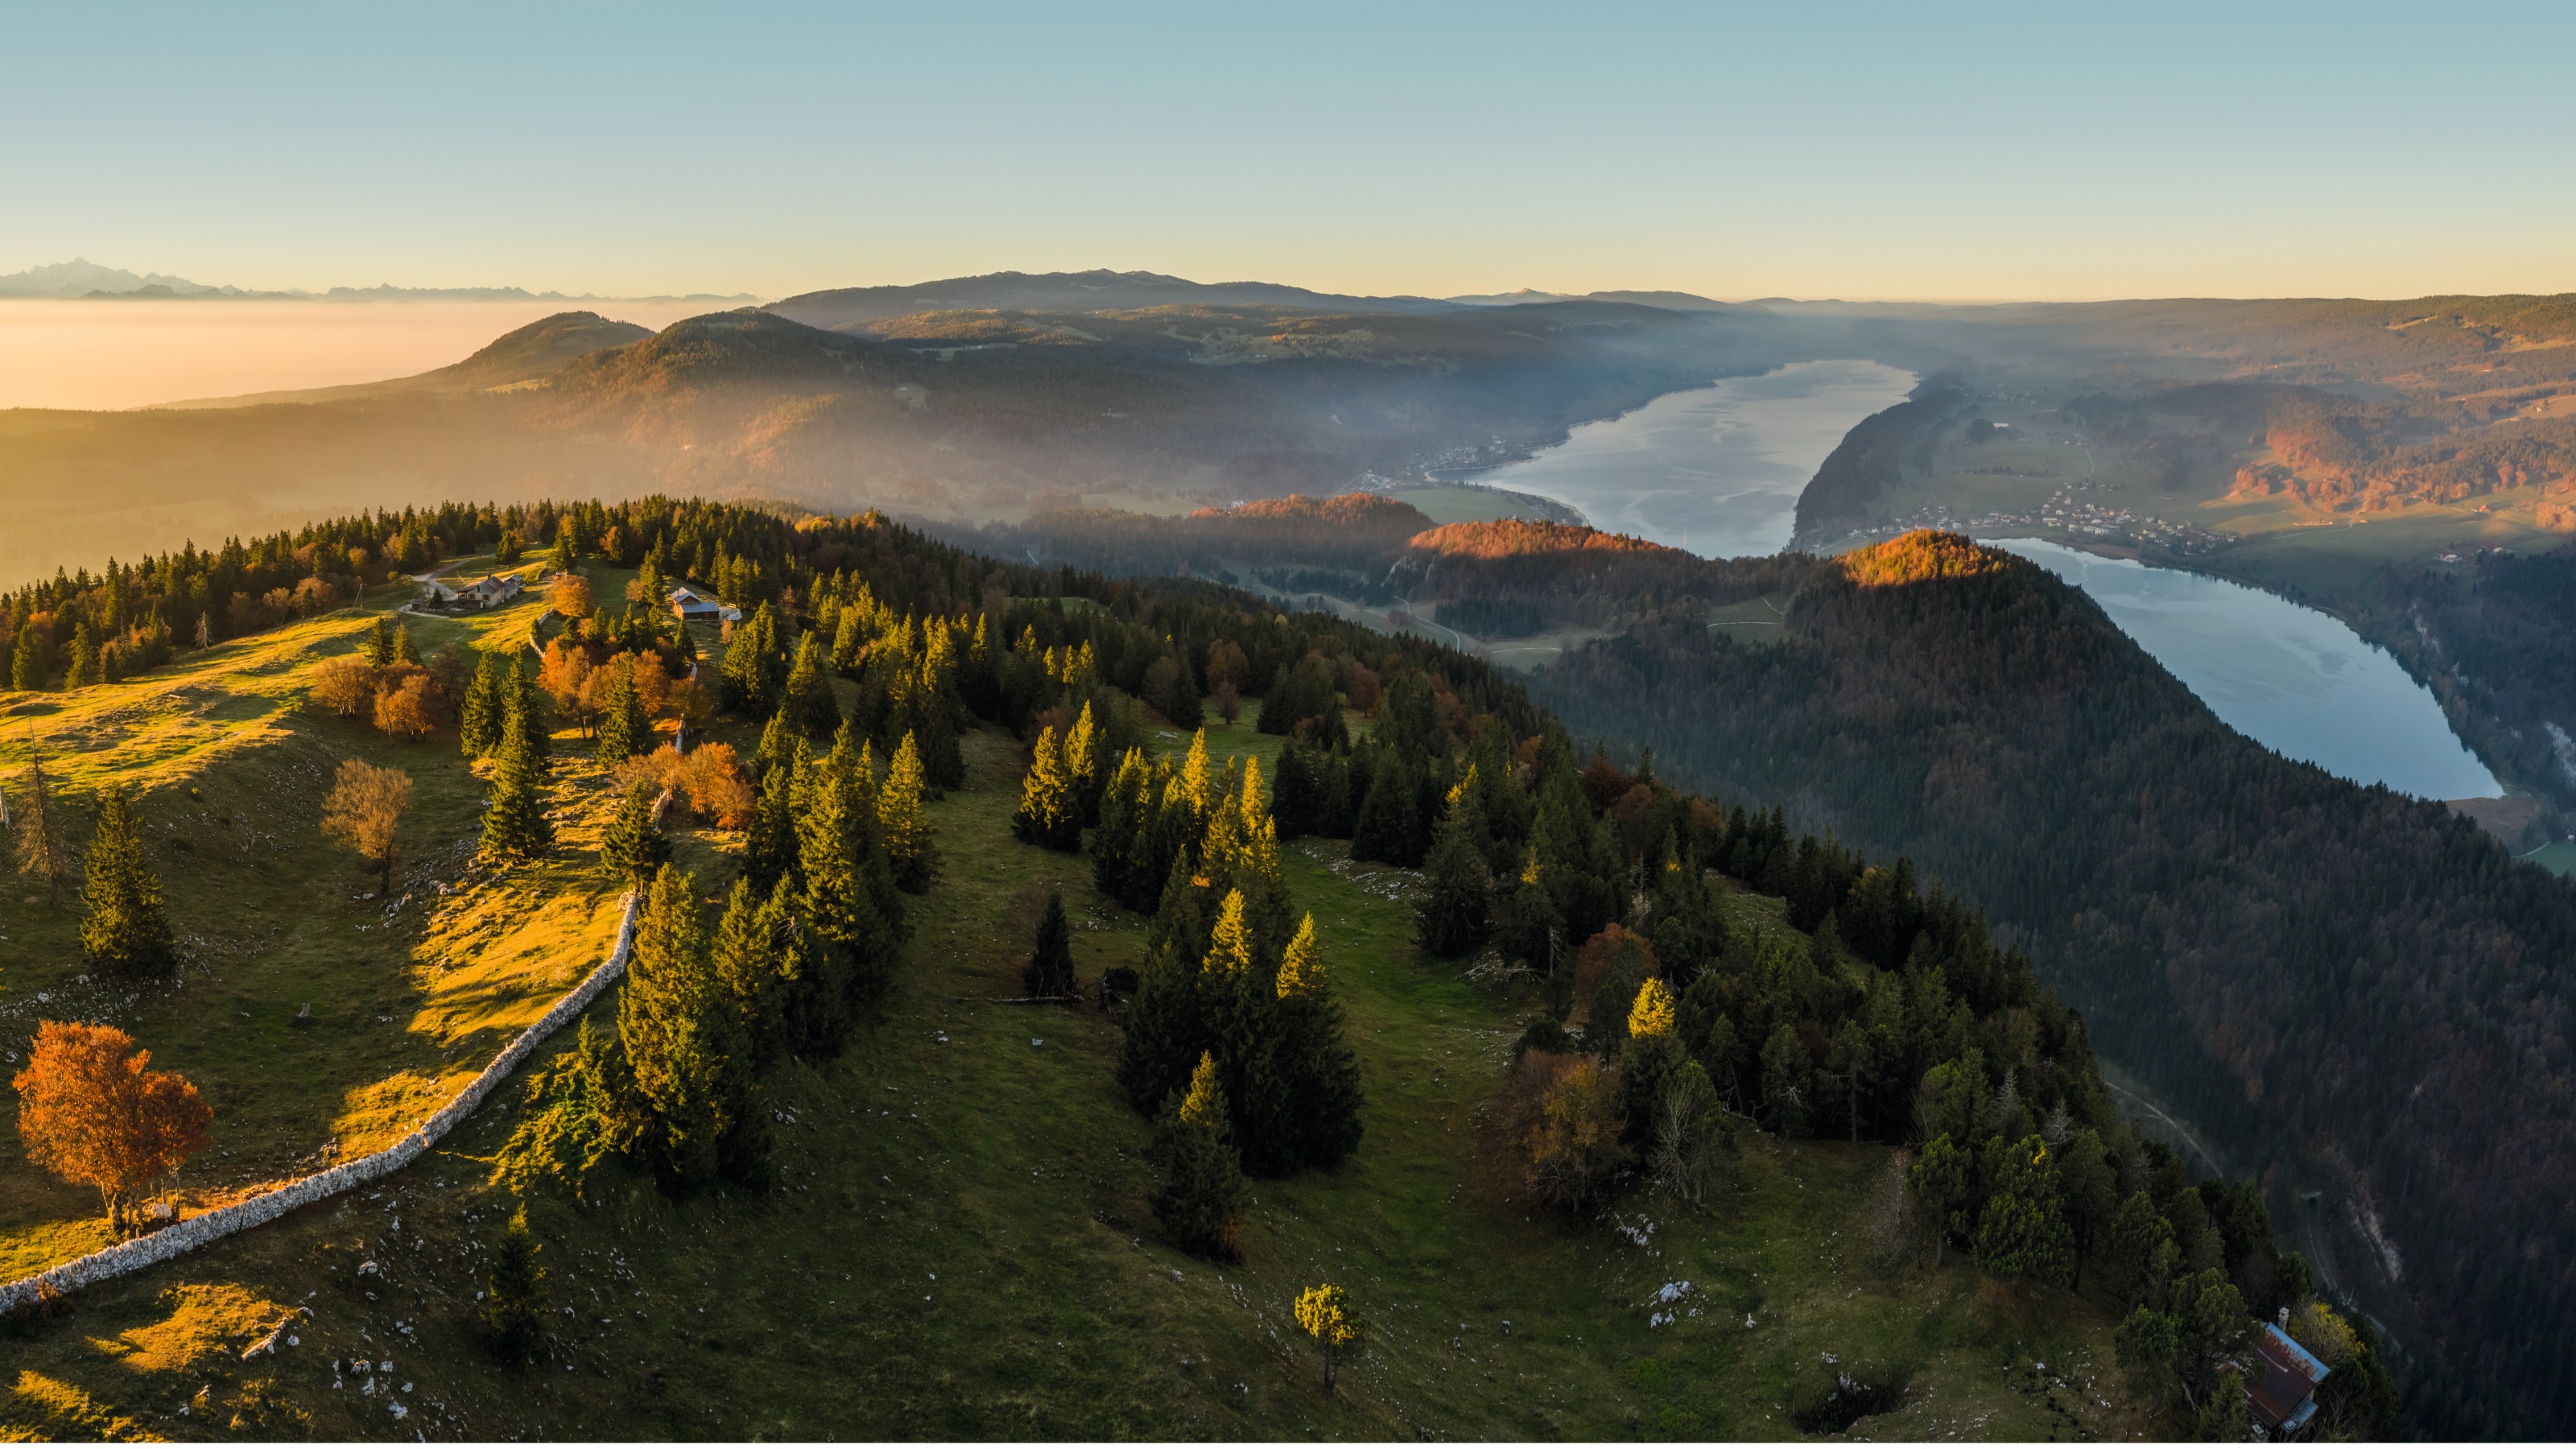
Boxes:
[421,573,526,610]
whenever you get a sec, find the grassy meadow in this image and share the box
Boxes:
[2,602,2158,1440]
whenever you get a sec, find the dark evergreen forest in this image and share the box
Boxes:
[1533,532,2576,1439]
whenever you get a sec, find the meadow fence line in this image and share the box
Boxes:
[0,889,638,1317]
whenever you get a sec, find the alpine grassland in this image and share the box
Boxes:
[1,665,2150,1439]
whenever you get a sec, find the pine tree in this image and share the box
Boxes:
[79,786,177,977]
[1024,890,1076,997]
[477,707,555,866]
[480,1203,546,1366]
[1013,725,1081,851]
[12,745,72,909]
[1150,1052,1248,1261]
[392,621,418,664]
[879,731,937,892]
[779,631,840,737]
[459,650,505,758]
[1415,791,1492,957]
[595,655,648,766]
[600,779,670,888]
[618,866,760,1190]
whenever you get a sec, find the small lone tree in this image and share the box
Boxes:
[600,778,671,889]
[1907,1133,1972,1266]
[479,1203,546,1366]
[1294,1283,1362,1393]
[320,758,413,894]
[80,786,177,977]
[13,1020,213,1233]
[879,730,937,892]
[1023,890,1075,998]
[12,744,72,908]
[1150,1052,1248,1261]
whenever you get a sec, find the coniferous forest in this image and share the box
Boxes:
[1527,530,2576,1438]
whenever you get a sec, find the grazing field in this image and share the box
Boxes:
[0,626,2157,1440]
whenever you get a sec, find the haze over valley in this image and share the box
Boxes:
[5,4,2574,1443]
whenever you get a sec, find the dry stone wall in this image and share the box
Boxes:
[0,890,638,1316]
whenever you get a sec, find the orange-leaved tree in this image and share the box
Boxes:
[14,1021,213,1233]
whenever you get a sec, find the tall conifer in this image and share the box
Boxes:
[79,785,176,977]
[478,707,554,865]
[459,650,505,758]
[595,655,649,766]
[600,779,670,888]
[618,866,761,1189]
[1150,1052,1248,1261]
[879,730,936,892]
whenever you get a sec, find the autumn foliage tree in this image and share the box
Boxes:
[320,758,413,894]
[14,1021,213,1233]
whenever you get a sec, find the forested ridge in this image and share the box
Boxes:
[1529,530,2576,1438]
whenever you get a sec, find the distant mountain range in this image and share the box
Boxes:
[764,268,1757,329]
[0,257,758,303]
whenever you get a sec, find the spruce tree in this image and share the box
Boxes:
[742,763,798,897]
[477,707,554,865]
[1023,890,1076,998]
[600,779,670,888]
[1149,1052,1249,1261]
[1349,750,1416,866]
[79,785,177,977]
[595,655,648,766]
[618,866,759,1190]
[779,632,840,737]
[459,650,505,758]
[392,621,418,664]
[362,615,396,668]
[12,746,72,909]
[10,624,45,691]
[480,1203,546,1365]
[710,875,794,1070]
[504,656,547,760]
[1415,791,1492,958]
[1090,747,1149,902]
[1013,724,1081,851]
[1268,914,1364,1170]
[796,757,892,1015]
[1063,700,1102,824]
[64,620,99,688]
[718,603,786,718]
[879,730,937,892]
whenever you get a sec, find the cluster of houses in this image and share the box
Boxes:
[418,572,745,628]
[416,572,526,611]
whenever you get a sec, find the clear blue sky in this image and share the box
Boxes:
[6,0,2570,302]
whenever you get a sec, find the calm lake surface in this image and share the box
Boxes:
[1993,539,2500,800]
[1472,359,1918,558]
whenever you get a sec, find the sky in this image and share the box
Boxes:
[4,0,2573,303]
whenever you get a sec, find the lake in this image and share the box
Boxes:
[1993,539,2501,801]
[1468,359,1918,559]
